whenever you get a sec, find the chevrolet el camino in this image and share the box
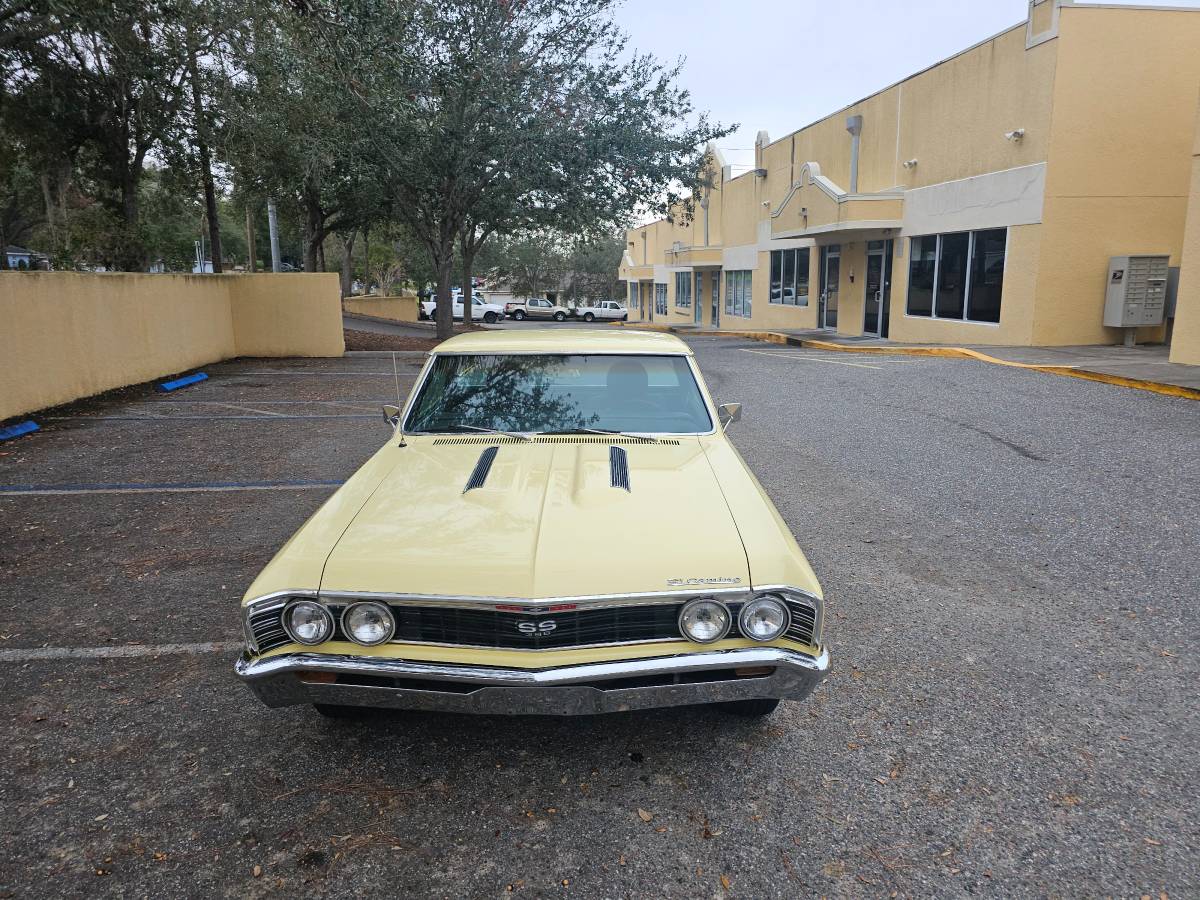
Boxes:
[236,330,829,718]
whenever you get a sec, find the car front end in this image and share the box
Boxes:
[237,586,827,715]
[235,330,829,717]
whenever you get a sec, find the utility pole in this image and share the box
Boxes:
[267,199,282,272]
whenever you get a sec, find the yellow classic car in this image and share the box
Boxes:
[236,330,829,718]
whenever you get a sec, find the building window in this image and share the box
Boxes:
[655,283,667,315]
[906,229,1006,324]
[724,270,752,318]
[628,282,638,311]
[674,271,692,308]
[769,248,809,306]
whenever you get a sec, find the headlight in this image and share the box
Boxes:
[738,596,791,642]
[342,601,395,646]
[678,598,731,643]
[283,600,334,645]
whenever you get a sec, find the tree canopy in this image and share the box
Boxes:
[1,0,732,335]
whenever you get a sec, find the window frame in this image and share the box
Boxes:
[674,271,692,309]
[768,248,809,307]
[905,228,1007,326]
[724,269,752,318]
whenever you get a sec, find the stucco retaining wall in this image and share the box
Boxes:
[0,271,344,420]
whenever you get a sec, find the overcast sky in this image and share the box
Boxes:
[612,0,1200,170]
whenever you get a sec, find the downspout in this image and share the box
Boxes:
[846,115,863,193]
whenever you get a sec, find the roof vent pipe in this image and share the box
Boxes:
[845,115,863,193]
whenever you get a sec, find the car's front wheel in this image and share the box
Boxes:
[553,311,566,321]
[718,698,781,717]
[583,312,595,322]
[513,310,526,320]
[483,311,498,324]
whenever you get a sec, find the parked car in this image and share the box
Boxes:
[508,298,567,321]
[236,329,829,719]
[420,293,505,324]
[578,300,628,322]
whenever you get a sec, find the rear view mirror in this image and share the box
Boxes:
[718,402,742,430]
[382,404,401,427]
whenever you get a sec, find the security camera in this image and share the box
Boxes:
[1004,129,1025,142]
[902,158,918,169]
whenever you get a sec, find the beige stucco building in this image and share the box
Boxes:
[620,0,1200,365]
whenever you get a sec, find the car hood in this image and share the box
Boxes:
[318,438,750,599]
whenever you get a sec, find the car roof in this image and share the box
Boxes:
[432,328,692,356]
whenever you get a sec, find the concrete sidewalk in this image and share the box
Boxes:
[627,322,1200,397]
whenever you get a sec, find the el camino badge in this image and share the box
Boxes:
[666,577,742,587]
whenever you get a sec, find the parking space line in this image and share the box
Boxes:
[42,414,376,422]
[0,641,242,663]
[738,348,885,370]
[217,371,393,377]
[0,478,345,496]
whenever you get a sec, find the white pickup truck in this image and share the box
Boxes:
[576,300,628,322]
[420,293,507,324]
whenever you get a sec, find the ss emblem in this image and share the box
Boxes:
[517,620,557,635]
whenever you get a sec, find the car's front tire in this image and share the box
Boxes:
[553,311,566,321]
[483,311,498,324]
[513,310,526,320]
[718,698,781,717]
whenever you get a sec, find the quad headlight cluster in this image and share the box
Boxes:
[282,600,396,647]
[677,595,791,644]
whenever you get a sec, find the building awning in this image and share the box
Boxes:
[769,161,903,240]
[665,246,723,267]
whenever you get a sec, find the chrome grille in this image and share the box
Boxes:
[430,436,680,446]
[249,605,291,653]
[783,597,818,645]
[391,604,681,650]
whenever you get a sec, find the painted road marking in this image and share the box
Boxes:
[0,479,345,496]
[209,402,291,417]
[42,414,376,422]
[149,399,395,404]
[738,348,885,370]
[0,641,242,663]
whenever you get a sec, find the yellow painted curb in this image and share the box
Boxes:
[799,340,1200,401]
[617,325,1197,400]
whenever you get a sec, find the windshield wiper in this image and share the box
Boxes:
[540,427,659,443]
[444,423,532,442]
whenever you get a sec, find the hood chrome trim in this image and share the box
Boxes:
[609,445,630,491]
[463,445,499,492]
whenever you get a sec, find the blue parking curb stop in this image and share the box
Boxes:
[0,420,39,441]
[157,372,208,392]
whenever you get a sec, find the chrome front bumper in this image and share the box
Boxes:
[235,646,830,716]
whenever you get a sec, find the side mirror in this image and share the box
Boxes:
[717,402,742,430]
[382,404,401,428]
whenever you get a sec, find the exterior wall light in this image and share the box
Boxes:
[902,158,918,169]
[1004,129,1025,142]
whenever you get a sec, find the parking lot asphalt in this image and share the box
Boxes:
[1,337,1196,898]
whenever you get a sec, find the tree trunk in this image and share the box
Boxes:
[339,230,357,297]
[361,228,369,293]
[461,246,474,327]
[317,238,326,273]
[188,37,222,273]
[434,249,455,341]
[245,205,257,272]
[303,185,322,272]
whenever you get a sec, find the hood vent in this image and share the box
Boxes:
[432,435,680,446]
[464,446,499,492]
[609,445,630,491]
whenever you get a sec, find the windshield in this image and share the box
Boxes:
[405,354,713,434]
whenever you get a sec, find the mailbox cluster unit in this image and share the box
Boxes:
[1103,255,1170,328]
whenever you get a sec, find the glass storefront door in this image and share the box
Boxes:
[819,245,840,329]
